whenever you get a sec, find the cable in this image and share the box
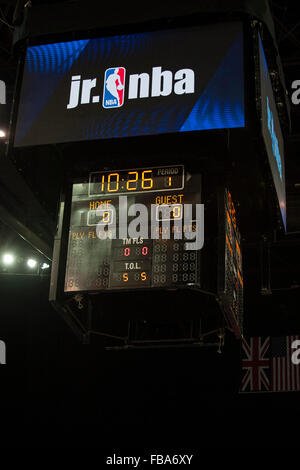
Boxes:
[0,17,14,31]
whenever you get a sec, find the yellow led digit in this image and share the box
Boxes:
[102,211,110,223]
[126,171,138,191]
[141,170,153,189]
[107,173,119,192]
[173,205,181,218]
[123,273,128,282]
[141,272,147,281]
[101,174,105,192]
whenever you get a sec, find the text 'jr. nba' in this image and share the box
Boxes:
[67,66,195,109]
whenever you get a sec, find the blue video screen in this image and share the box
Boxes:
[14,22,245,146]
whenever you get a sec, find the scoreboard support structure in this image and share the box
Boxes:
[106,322,226,352]
[51,288,230,351]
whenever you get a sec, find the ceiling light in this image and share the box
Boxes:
[27,258,37,268]
[2,253,14,265]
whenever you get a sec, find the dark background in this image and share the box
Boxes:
[1,275,300,450]
[0,0,300,452]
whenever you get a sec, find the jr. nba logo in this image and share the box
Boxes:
[103,67,126,108]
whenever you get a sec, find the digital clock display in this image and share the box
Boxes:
[64,164,201,293]
[89,165,184,195]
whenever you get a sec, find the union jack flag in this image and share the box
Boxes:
[241,337,270,392]
[241,335,300,392]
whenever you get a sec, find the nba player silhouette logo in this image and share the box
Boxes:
[102,67,126,108]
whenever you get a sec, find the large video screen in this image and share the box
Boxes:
[259,34,286,230]
[14,22,244,147]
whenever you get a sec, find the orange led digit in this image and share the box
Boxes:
[101,174,105,192]
[107,173,119,192]
[173,205,181,218]
[126,171,138,190]
[141,170,153,189]
[102,211,110,223]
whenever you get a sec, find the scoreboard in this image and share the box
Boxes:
[64,164,202,293]
[53,162,244,341]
